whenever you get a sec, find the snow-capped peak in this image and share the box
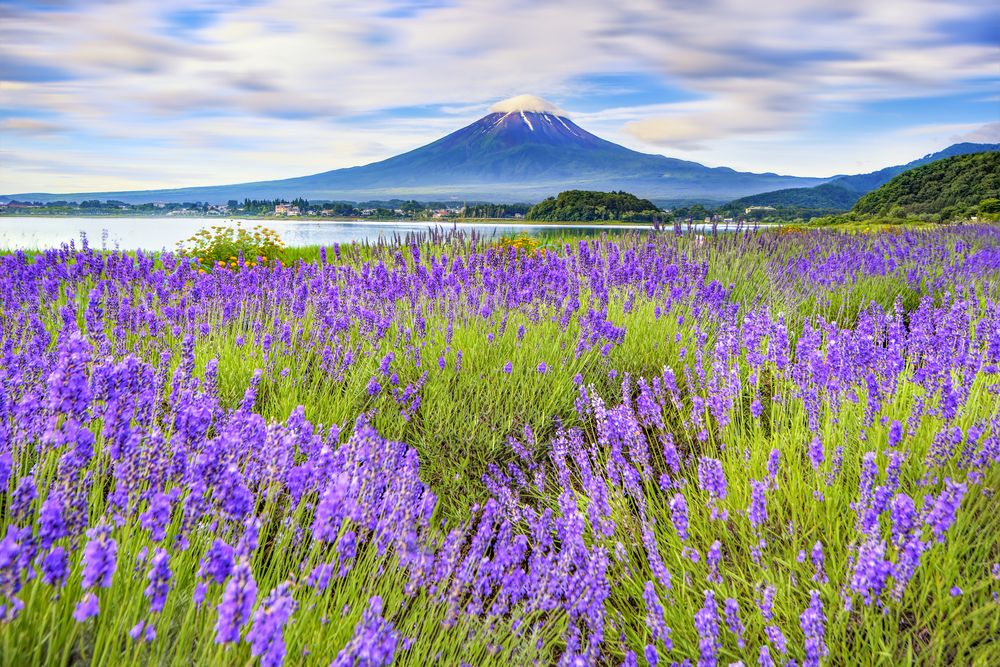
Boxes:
[489,95,565,116]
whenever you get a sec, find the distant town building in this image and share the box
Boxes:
[274,204,301,216]
[745,205,777,214]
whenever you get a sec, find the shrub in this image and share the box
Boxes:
[178,223,285,270]
[492,234,543,256]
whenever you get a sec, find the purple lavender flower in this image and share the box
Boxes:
[854,452,880,536]
[536,361,548,374]
[925,478,967,543]
[139,491,173,542]
[643,581,672,647]
[129,620,156,642]
[246,583,297,667]
[706,540,723,584]
[379,353,393,375]
[641,520,672,591]
[806,436,824,473]
[81,522,117,589]
[0,528,26,621]
[748,480,768,529]
[10,476,37,524]
[723,597,745,648]
[331,596,399,667]
[199,539,235,584]
[670,492,690,541]
[307,563,336,591]
[694,590,720,667]
[697,458,727,520]
[850,539,893,606]
[810,541,828,584]
[765,624,788,655]
[767,448,781,489]
[800,590,827,667]
[73,592,99,622]
[0,451,11,491]
[890,493,917,545]
[145,548,172,613]
[215,558,257,644]
[502,361,513,374]
[757,585,776,622]
[887,420,903,447]
[215,464,253,522]
[41,547,69,587]
[38,492,67,550]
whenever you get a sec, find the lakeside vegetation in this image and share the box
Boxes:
[526,190,665,222]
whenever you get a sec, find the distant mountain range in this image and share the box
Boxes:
[3,95,997,206]
[4,95,830,205]
[720,143,1000,215]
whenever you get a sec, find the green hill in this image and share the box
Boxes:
[851,152,1000,219]
[526,190,663,222]
[717,183,861,219]
[715,142,999,220]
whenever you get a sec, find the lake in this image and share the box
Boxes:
[0,216,674,251]
[0,216,756,251]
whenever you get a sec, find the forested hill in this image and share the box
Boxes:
[717,183,860,218]
[525,190,664,222]
[851,152,1000,219]
[715,142,999,220]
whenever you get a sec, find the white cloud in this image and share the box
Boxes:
[953,121,1000,143]
[0,0,997,192]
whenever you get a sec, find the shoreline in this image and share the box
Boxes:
[0,215,776,229]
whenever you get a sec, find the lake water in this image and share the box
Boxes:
[0,216,671,251]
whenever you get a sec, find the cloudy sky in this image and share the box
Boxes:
[1,0,998,194]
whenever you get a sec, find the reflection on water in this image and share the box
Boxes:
[0,216,747,251]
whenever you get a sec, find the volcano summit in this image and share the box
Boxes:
[5,95,831,204]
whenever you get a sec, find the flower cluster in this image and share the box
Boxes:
[0,227,997,665]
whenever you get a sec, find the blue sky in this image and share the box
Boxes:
[1,0,998,194]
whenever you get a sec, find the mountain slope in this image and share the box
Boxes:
[851,152,1000,218]
[2,96,829,204]
[719,183,861,217]
[716,143,1000,217]
[832,142,1000,193]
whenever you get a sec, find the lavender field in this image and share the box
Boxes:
[1,226,999,666]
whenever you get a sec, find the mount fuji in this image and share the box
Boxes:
[6,95,831,204]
